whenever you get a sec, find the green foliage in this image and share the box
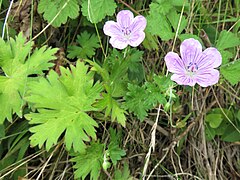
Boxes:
[71,129,125,180]
[89,49,144,126]
[221,60,240,85]
[114,163,132,180]
[124,75,174,121]
[0,33,57,124]
[71,142,104,180]
[25,61,103,152]
[38,0,79,27]
[206,114,223,129]
[81,0,117,23]
[205,108,240,142]
[146,0,188,41]
[107,128,126,166]
[216,31,240,65]
[216,30,240,50]
[67,31,100,59]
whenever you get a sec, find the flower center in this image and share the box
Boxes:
[121,27,131,36]
[186,62,198,76]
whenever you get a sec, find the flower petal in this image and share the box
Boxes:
[128,31,145,47]
[195,69,220,87]
[171,74,196,86]
[180,38,202,65]
[109,36,128,50]
[164,52,185,74]
[201,47,222,68]
[130,15,147,33]
[117,10,134,28]
[103,21,122,37]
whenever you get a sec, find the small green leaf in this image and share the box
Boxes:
[221,60,240,85]
[108,128,126,166]
[150,0,174,15]
[205,124,216,141]
[205,114,223,128]
[124,84,151,120]
[124,79,167,121]
[112,100,127,127]
[81,0,117,23]
[67,31,100,59]
[221,125,240,142]
[114,163,132,180]
[168,10,187,34]
[71,142,104,180]
[216,30,240,50]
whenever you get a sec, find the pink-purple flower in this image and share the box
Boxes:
[165,38,222,87]
[103,10,147,49]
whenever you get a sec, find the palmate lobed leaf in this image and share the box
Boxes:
[71,142,104,180]
[124,77,168,121]
[0,33,58,124]
[38,0,79,27]
[67,31,100,59]
[108,128,126,166]
[25,61,103,152]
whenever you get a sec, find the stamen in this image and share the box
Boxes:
[122,27,131,36]
[187,62,198,73]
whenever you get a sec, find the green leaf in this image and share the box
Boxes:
[216,30,240,50]
[147,0,189,41]
[150,0,174,15]
[167,10,187,34]
[114,163,132,180]
[0,33,57,124]
[221,125,240,142]
[67,31,100,59]
[221,60,240,85]
[205,114,223,128]
[127,49,145,83]
[71,142,104,180]
[108,128,126,166]
[124,84,150,120]
[146,14,174,41]
[112,100,127,127]
[81,0,117,23]
[205,124,216,141]
[178,34,202,42]
[219,50,233,65]
[38,0,79,27]
[96,93,127,126]
[25,61,103,152]
[124,81,167,121]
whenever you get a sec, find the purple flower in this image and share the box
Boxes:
[103,10,147,49]
[165,38,222,87]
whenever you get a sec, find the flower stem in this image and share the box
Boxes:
[94,23,106,58]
